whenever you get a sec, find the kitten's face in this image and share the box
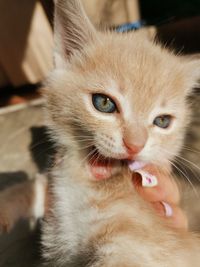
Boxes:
[46,0,199,180]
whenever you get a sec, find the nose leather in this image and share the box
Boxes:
[123,139,144,155]
[123,125,147,156]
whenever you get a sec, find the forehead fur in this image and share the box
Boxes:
[52,0,199,110]
[51,0,199,113]
[63,31,188,109]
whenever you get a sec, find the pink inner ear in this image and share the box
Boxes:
[128,161,147,171]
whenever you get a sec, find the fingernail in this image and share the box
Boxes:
[135,170,158,187]
[128,161,147,171]
[161,201,173,217]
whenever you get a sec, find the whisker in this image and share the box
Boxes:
[173,157,200,184]
[157,148,199,196]
[176,156,200,174]
[30,139,55,150]
[170,160,199,197]
[181,145,200,155]
[160,148,200,176]
[75,147,98,173]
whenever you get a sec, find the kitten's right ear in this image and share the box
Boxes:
[54,0,97,68]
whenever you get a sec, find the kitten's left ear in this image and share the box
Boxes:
[183,57,200,93]
[54,0,98,68]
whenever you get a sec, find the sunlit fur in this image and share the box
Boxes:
[42,0,200,266]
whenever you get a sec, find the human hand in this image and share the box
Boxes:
[132,165,188,230]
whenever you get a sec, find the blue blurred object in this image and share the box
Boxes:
[116,21,145,32]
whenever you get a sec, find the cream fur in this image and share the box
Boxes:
[42,0,200,266]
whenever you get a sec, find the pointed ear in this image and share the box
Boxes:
[54,0,97,68]
[183,56,200,92]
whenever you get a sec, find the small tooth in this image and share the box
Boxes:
[135,170,158,188]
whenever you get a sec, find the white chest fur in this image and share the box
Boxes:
[42,170,102,265]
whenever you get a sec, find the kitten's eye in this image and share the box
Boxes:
[92,94,117,113]
[153,115,172,129]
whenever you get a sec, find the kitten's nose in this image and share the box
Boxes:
[123,125,147,158]
[123,139,144,156]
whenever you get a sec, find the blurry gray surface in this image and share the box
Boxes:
[0,104,53,267]
[0,220,41,267]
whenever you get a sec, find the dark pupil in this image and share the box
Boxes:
[92,94,116,113]
[159,117,165,124]
[102,98,108,107]
[154,115,171,128]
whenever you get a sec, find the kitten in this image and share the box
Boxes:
[0,0,200,266]
[40,0,200,266]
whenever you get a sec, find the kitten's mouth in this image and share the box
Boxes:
[87,146,127,180]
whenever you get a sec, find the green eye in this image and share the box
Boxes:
[92,94,117,113]
[153,115,172,129]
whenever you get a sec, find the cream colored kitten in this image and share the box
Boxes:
[1,0,200,266]
[40,0,200,266]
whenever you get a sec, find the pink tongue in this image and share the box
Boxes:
[128,161,147,171]
[90,163,112,180]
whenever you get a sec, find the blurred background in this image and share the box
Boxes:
[1,0,200,93]
[0,1,200,266]
[0,0,200,106]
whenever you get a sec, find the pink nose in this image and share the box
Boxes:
[123,139,144,156]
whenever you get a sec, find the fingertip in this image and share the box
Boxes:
[132,169,180,204]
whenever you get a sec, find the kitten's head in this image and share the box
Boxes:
[45,0,200,180]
